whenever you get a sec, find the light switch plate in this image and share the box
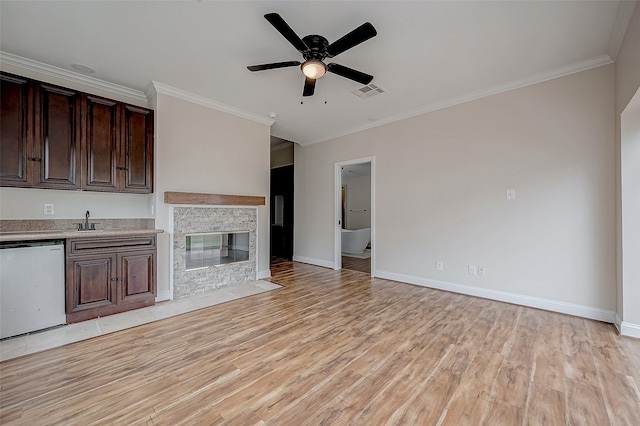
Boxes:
[43,203,55,215]
[506,189,516,200]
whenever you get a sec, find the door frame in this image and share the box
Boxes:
[334,156,375,276]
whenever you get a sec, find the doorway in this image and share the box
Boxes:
[270,164,294,262]
[334,157,375,275]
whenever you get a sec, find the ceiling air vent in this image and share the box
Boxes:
[352,83,386,99]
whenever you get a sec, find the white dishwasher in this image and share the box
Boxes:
[0,240,66,339]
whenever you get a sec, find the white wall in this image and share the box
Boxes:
[0,187,151,219]
[615,3,640,332]
[152,90,271,300]
[342,173,371,230]
[616,4,640,114]
[295,65,616,316]
[621,95,640,326]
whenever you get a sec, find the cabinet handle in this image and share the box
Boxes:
[27,157,42,162]
[116,166,128,171]
[111,277,121,282]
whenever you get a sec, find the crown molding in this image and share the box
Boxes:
[147,81,275,127]
[608,1,637,61]
[301,54,614,146]
[0,51,148,103]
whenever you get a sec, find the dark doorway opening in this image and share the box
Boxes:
[270,164,294,262]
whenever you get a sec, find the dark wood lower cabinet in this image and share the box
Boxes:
[66,235,157,323]
[119,251,156,304]
[69,254,117,312]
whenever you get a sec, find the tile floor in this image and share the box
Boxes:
[0,280,281,362]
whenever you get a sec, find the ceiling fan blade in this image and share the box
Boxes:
[327,63,374,85]
[325,22,377,57]
[264,13,309,53]
[247,61,301,72]
[303,77,316,97]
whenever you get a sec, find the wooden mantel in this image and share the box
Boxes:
[164,192,266,206]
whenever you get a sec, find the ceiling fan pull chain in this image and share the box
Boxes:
[324,78,328,104]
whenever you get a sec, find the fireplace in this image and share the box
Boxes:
[185,231,250,270]
[172,206,257,298]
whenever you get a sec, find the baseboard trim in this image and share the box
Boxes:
[292,255,334,269]
[614,312,623,334]
[619,321,640,339]
[156,290,172,302]
[374,270,616,324]
[257,270,271,280]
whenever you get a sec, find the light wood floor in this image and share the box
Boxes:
[341,255,371,274]
[1,261,639,425]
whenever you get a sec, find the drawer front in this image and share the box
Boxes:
[68,235,156,255]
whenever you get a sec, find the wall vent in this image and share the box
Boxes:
[352,83,386,99]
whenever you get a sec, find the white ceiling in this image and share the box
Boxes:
[0,1,634,146]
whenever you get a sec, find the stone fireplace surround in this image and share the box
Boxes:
[172,206,257,299]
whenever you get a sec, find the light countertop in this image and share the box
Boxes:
[0,228,164,242]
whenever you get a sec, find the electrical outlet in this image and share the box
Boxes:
[43,203,55,216]
[468,264,477,275]
[478,266,485,276]
[436,260,444,271]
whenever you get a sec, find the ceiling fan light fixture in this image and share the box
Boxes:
[301,60,326,79]
[248,13,376,96]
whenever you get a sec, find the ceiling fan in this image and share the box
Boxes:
[247,13,377,97]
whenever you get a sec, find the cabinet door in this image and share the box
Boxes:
[83,94,119,191]
[118,250,156,304]
[34,82,81,189]
[67,254,118,314]
[0,73,34,187]
[121,104,153,193]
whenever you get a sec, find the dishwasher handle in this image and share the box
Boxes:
[0,240,64,250]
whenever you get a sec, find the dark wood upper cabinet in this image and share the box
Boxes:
[0,73,33,187]
[83,95,154,193]
[83,94,119,191]
[34,82,82,189]
[0,72,154,194]
[121,104,154,193]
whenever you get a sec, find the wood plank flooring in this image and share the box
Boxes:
[341,256,371,274]
[1,261,639,425]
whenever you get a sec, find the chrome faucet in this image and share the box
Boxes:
[77,210,96,231]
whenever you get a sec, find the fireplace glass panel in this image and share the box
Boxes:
[185,231,250,270]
